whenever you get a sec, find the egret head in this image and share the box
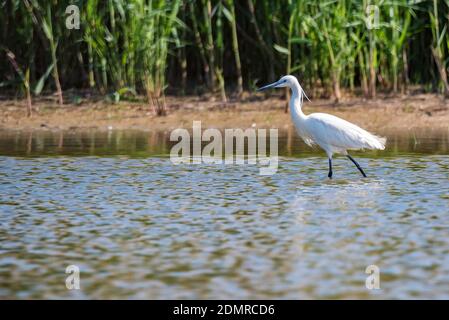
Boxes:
[257,75,309,100]
[257,75,298,91]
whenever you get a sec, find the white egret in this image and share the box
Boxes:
[258,75,386,178]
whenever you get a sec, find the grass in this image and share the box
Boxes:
[1,0,449,113]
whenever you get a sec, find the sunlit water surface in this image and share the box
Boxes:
[0,129,448,299]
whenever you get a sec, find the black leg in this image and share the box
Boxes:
[328,158,333,179]
[347,154,367,177]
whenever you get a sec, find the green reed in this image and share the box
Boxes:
[1,0,449,111]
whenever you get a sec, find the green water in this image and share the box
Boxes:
[0,129,448,299]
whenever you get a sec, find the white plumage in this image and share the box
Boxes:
[300,113,386,153]
[258,75,386,178]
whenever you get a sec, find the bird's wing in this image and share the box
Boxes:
[306,113,386,151]
[294,124,316,147]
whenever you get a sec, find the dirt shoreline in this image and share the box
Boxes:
[1,93,449,134]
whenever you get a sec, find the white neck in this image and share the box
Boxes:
[289,82,306,119]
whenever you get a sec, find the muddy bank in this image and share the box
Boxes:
[1,93,449,134]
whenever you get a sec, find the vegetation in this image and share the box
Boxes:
[1,0,449,116]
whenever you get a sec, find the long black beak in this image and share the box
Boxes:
[257,81,279,92]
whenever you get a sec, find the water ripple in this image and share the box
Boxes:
[1,153,449,299]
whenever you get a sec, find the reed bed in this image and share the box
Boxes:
[1,0,448,114]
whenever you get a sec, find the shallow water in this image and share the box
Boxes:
[0,129,448,299]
